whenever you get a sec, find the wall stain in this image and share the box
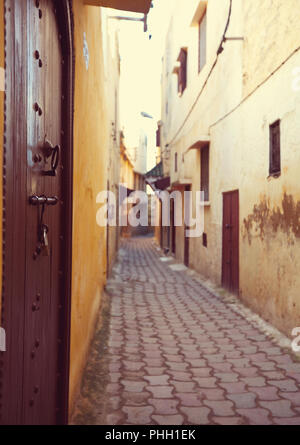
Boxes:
[243,193,300,245]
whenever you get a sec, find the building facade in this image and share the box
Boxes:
[158,0,300,337]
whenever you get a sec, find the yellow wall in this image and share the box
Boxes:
[105,19,121,276]
[120,153,135,189]
[69,0,109,412]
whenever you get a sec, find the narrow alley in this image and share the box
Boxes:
[72,237,300,426]
[1,0,300,427]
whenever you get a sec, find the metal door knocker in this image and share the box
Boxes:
[42,140,60,176]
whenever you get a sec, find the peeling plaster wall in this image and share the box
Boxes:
[238,56,300,334]
[161,0,300,336]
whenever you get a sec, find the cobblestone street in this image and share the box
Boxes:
[72,237,300,425]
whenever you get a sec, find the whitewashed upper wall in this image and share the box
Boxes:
[161,0,244,153]
[160,0,300,163]
[243,0,300,96]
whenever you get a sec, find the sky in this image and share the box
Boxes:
[114,0,171,169]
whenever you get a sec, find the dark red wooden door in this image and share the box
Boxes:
[184,186,190,267]
[0,0,73,425]
[171,199,176,254]
[222,190,239,294]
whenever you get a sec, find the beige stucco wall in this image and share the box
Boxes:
[243,0,300,96]
[160,0,300,336]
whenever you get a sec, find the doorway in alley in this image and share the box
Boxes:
[184,186,191,267]
[171,198,176,254]
[0,0,74,425]
[222,190,239,294]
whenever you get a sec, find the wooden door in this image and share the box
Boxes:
[184,186,190,267]
[0,0,73,425]
[171,198,176,254]
[222,190,239,294]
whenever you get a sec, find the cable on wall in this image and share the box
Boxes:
[165,0,233,148]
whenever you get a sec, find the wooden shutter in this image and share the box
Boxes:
[199,12,207,73]
[201,145,209,201]
[178,49,187,94]
[269,120,281,175]
[156,126,161,147]
[182,49,187,92]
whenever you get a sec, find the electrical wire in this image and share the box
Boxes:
[165,0,233,148]
[210,43,300,129]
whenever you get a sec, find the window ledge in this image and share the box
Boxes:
[267,172,281,180]
[178,88,186,98]
[198,63,207,75]
[84,0,151,14]
[201,201,211,207]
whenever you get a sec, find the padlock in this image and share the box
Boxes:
[41,224,50,257]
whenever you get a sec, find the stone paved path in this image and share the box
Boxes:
[72,237,300,425]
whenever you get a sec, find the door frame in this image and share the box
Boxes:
[0,0,74,424]
[159,200,163,248]
[222,189,239,295]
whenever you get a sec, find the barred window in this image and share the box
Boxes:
[178,48,187,95]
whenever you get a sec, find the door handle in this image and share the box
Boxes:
[29,195,59,206]
[42,141,60,177]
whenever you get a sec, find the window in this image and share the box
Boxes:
[156,125,161,147]
[175,152,178,173]
[198,11,207,73]
[178,48,188,95]
[202,232,208,248]
[269,120,281,176]
[114,88,118,142]
[201,144,209,201]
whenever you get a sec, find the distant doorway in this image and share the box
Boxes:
[222,190,239,294]
[184,186,191,267]
[171,198,176,254]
